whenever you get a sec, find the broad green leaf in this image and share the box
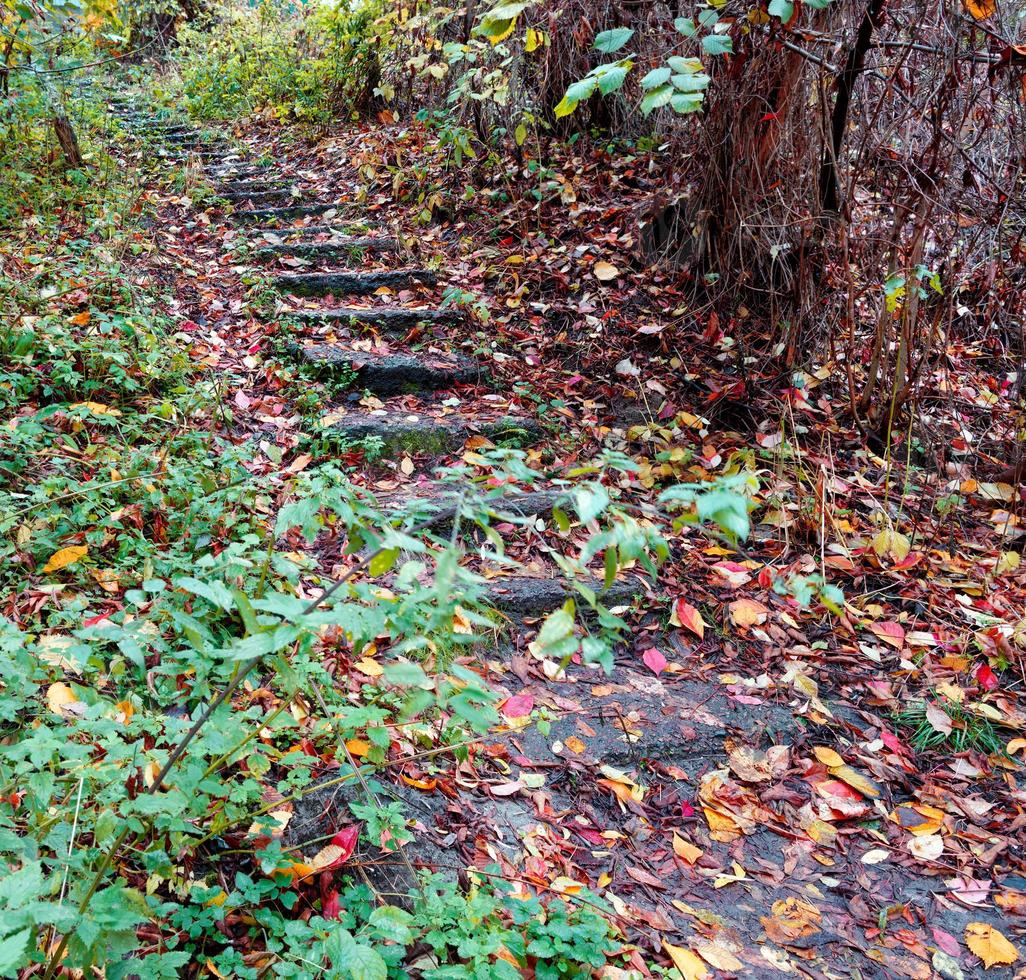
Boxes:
[674,16,697,35]
[697,8,720,26]
[574,485,609,523]
[594,27,634,53]
[768,0,795,19]
[671,91,706,113]
[597,63,631,95]
[671,72,710,92]
[702,34,733,55]
[640,84,674,115]
[640,66,672,90]
[368,905,415,943]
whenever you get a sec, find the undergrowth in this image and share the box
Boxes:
[0,68,767,977]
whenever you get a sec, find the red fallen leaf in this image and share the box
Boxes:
[932,926,961,957]
[326,826,359,867]
[322,890,341,920]
[642,647,667,675]
[82,612,112,628]
[501,692,534,718]
[680,800,696,819]
[975,663,999,691]
[671,599,706,639]
[868,620,905,648]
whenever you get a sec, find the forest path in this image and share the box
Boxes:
[104,95,1021,980]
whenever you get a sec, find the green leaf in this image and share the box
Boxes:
[535,607,577,659]
[382,661,429,686]
[338,943,387,980]
[369,547,400,577]
[175,576,234,612]
[768,0,795,19]
[671,72,710,92]
[368,905,415,943]
[564,76,600,103]
[594,27,634,53]
[640,84,674,116]
[574,485,609,523]
[640,66,672,90]
[671,91,706,113]
[0,929,32,976]
[702,34,733,55]
[552,506,571,532]
[597,63,631,95]
[674,16,697,35]
[697,8,720,26]
[603,546,618,590]
[667,55,703,74]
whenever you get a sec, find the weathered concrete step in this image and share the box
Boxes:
[320,412,543,456]
[486,575,642,617]
[232,203,347,224]
[221,189,297,205]
[274,270,437,297]
[291,343,482,395]
[289,307,458,331]
[254,238,398,261]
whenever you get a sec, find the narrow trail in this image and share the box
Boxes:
[102,95,1020,979]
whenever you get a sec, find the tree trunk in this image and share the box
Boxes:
[53,114,84,168]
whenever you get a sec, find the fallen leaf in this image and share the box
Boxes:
[728,598,769,628]
[43,545,88,573]
[908,835,944,861]
[964,0,995,18]
[671,600,706,639]
[593,260,619,281]
[814,746,844,768]
[672,833,703,864]
[861,848,890,864]
[663,942,708,980]
[501,692,534,718]
[965,921,1018,967]
[46,682,85,718]
[642,647,667,675]
[926,701,953,736]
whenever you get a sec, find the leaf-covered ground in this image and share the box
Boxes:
[4,81,1025,978]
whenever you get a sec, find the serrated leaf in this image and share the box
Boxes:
[594,27,634,53]
[641,84,674,115]
[640,66,672,90]
[702,34,733,55]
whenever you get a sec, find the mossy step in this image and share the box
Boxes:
[254,238,398,261]
[289,307,458,331]
[274,270,437,297]
[485,575,643,617]
[207,162,273,176]
[291,343,483,395]
[319,412,543,456]
[219,180,290,194]
[221,189,297,205]
[231,203,346,224]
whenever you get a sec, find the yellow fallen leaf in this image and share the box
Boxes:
[353,658,383,677]
[814,746,844,768]
[345,738,371,757]
[830,763,880,798]
[46,682,85,718]
[593,260,619,281]
[663,942,708,980]
[563,735,586,755]
[965,921,1019,967]
[1008,738,1026,756]
[70,401,121,416]
[43,545,88,573]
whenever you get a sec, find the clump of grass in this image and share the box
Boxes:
[894,697,1004,754]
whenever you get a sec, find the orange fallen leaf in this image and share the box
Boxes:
[43,545,88,574]
[663,942,708,980]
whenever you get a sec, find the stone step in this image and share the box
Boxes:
[254,238,399,261]
[486,575,643,617]
[318,411,543,456]
[274,270,437,298]
[390,489,567,532]
[255,222,378,238]
[288,307,458,331]
[231,203,349,224]
[219,179,290,194]
[291,343,482,395]
[207,162,273,177]
[222,189,297,205]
